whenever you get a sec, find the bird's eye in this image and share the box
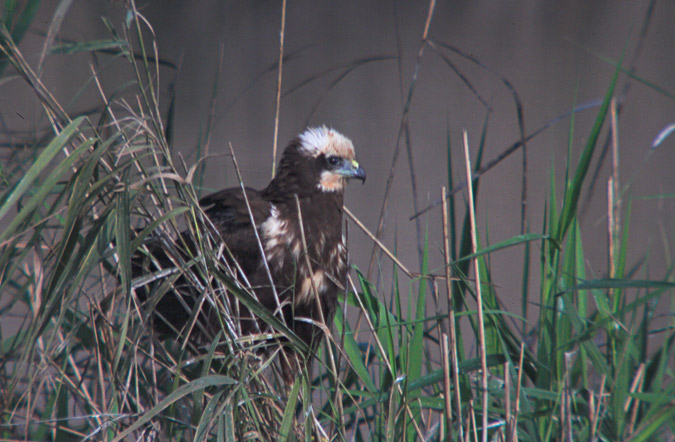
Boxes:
[327,156,341,167]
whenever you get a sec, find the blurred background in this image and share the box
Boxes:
[3,0,674,328]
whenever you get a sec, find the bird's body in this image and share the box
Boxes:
[133,127,365,369]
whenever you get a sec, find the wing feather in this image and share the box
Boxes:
[199,186,273,276]
[200,186,271,230]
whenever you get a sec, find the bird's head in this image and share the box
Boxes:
[296,126,366,193]
[266,126,365,200]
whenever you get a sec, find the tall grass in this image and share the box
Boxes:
[1,2,673,441]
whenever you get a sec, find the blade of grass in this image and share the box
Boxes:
[0,117,84,227]
[556,48,625,243]
[278,379,301,442]
[111,375,237,442]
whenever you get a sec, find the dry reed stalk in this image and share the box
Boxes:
[344,206,413,278]
[504,361,511,442]
[625,363,646,437]
[442,185,464,440]
[590,374,607,440]
[563,352,573,442]
[442,333,454,442]
[608,178,616,281]
[271,0,287,178]
[462,130,489,442]
[512,343,525,441]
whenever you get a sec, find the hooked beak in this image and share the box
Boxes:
[339,159,366,184]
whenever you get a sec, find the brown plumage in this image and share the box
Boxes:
[132,127,365,371]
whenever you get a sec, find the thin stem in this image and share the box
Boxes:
[271,0,287,179]
[442,186,464,441]
[462,130,489,442]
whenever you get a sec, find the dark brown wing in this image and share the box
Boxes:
[131,235,208,338]
[131,186,273,342]
[199,186,272,276]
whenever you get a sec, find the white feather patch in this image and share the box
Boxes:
[298,126,355,159]
[260,205,289,268]
[297,269,327,306]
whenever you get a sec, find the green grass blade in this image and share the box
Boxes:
[334,307,376,393]
[115,174,132,295]
[50,39,127,54]
[452,233,549,264]
[0,0,41,76]
[278,379,301,442]
[0,117,84,225]
[111,375,237,442]
[556,49,625,243]
[409,229,429,384]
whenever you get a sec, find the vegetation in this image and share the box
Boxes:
[1,1,673,441]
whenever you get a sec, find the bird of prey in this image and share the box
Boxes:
[132,126,365,374]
